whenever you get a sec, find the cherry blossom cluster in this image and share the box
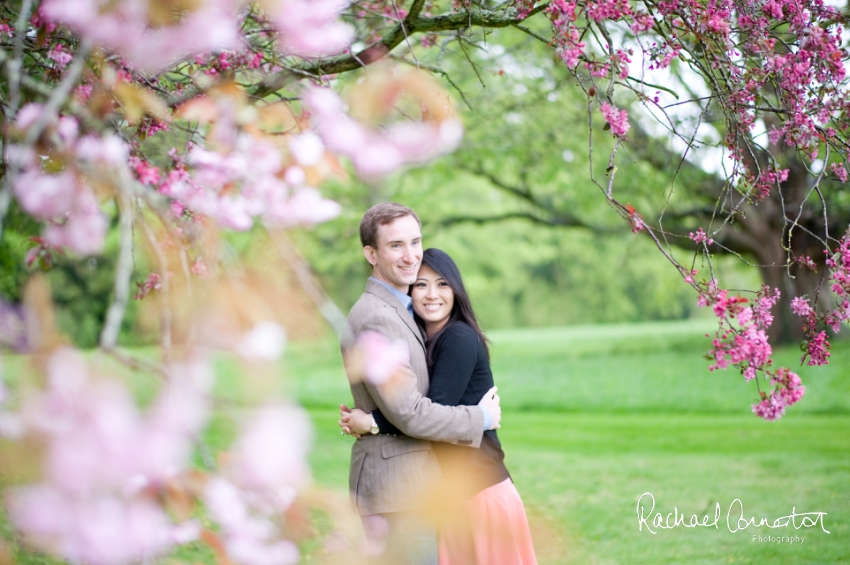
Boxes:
[752,367,805,421]
[40,0,353,72]
[540,0,850,184]
[4,349,211,565]
[203,403,312,565]
[40,0,243,72]
[689,228,713,246]
[600,102,630,138]
[164,134,341,231]
[8,105,127,256]
[696,281,804,419]
[790,232,850,365]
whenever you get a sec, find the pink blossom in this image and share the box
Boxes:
[7,349,214,564]
[600,102,630,137]
[191,257,208,278]
[752,392,786,421]
[13,169,78,219]
[354,331,410,385]
[303,86,464,179]
[689,228,713,245]
[40,0,242,72]
[42,192,108,255]
[135,273,162,300]
[128,156,161,186]
[75,134,129,165]
[265,188,342,227]
[268,0,353,58]
[236,322,287,361]
[830,162,848,182]
[7,488,175,565]
[15,103,46,131]
[806,330,830,366]
[288,132,325,166]
[790,296,813,317]
[47,43,73,69]
[230,403,312,494]
[74,84,93,104]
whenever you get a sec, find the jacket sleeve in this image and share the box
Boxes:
[352,316,485,448]
[372,325,478,435]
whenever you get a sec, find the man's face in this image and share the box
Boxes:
[364,215,423,292]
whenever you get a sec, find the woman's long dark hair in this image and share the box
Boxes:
[411,248,490,368]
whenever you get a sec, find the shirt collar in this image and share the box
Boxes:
[370,276,414,318]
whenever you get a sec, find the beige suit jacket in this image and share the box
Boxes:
[341,278,485,515]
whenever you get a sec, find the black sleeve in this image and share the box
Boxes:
[372,408,402,436]
[427,325,478,407]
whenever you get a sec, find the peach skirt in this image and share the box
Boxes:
[438,478,537,565]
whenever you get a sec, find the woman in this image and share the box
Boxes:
[340,248,537,565]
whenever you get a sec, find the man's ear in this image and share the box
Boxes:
[363,246,378,266]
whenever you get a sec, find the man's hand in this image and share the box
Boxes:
[478,386,501,430]
[339,404,373,437]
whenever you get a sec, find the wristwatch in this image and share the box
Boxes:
[370,414,379,435]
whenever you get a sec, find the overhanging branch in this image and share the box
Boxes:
[248,4,550,98]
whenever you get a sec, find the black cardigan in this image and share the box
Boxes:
[372,322,511,498]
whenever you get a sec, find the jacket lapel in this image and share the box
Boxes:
[365,279,425,350]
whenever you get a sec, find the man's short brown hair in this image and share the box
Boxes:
[359,202,421,248]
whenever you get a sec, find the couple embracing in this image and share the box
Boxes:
[339,202,537,565]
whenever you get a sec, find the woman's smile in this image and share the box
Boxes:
[411,264,455,336]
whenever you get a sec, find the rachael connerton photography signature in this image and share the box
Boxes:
[636,492,830,535]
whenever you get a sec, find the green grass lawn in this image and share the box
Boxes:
[294,320,850,564]
[3,320,848,564]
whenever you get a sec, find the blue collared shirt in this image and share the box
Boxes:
[369,277,492,431]
[370,277,414,319]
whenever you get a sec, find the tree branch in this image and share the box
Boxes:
[248,4,549,98]
[99,171,136,350]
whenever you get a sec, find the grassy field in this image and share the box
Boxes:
[289,319,850,564]
[3,320,848,564]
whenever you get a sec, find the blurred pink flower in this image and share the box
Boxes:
[41,0,241,72]
[288,132,325,166]
[264,188,341,227]
[14,169,78,219]
[75,134,129,165]
[236,322,287,361]
[231,403,312,494]
[15,103,45,131]
[269,0,353,58]
[7,487,174,565]
[42,192,108,255]
[303,86,464,179]
[9,349,213,563]
[355,331,410,385]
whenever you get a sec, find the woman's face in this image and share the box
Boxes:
[411,264,455,335]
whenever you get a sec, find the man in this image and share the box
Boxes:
[340,202,501,564]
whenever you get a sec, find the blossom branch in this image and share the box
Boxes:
[99,172,135,350]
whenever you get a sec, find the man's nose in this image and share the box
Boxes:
[401,246,415,263]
